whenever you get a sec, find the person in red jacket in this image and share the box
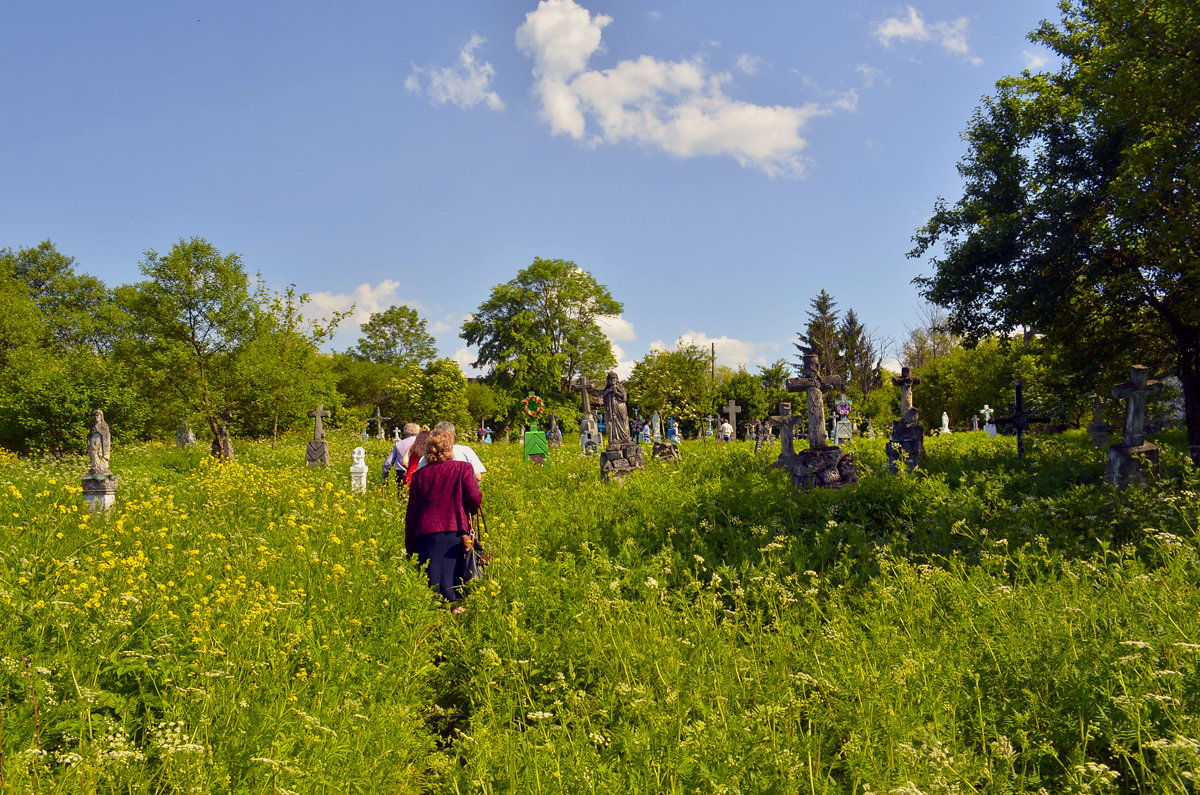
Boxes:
[405,428,482,605]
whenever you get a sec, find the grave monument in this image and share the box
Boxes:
[981,404,997,438]
[599,372,644,479]
[350,446,368,494]
[887,367,925,473]
[367,406,391,441]
[306,403,331,468]
[776,354,858,489]
[82,409,118,511]
[1105,365,1162,488]
[175,420,195,448]
[211,411,236,462]
[1087,396,1112,448]
[521,392,550,466]
[995,381,1047,459]
[571,376,601,454]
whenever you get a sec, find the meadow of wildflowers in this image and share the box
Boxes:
[2,430,1199,792]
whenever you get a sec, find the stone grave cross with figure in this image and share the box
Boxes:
[306,403,331,468]
[570,376,597,415]
[888,367,925,473]
[367,406,391,440]
[786,354,842,450]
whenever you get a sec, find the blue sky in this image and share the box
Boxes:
[2,0,1058,376]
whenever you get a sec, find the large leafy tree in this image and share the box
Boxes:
[626,342,713,432]
[119,238,255,440]
[461,258,622,398]
[350,304,437,367]
[910,0,1200,464]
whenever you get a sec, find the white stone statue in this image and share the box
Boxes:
[981,404,998,438]
[940,412,951,434]
[350,446,368,494]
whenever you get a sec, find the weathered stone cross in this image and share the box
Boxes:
[723,399,741,429]
[308,403,331,440]
[368,406,391,439]
[570,376,597,416]
[1112,365,1161,447]
[787,354,843,449]
[892,366,921,419]
[767,402,800,458]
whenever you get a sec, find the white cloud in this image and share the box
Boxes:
[1022,48,1051,71]
[735,54,764,75]
[595,313,637,342]
[649,329,781,370]
[407,34,505,111]
[429,312,466,336]
[515,0,840,178]
[307,279,426,332]
[855,63,885,88]
[833,89,859,112]
[874,6,980,65]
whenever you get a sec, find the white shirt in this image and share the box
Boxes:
[417,443,486,479]
[720,422,733,435]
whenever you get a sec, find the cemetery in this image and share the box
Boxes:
[3,0,1200,790]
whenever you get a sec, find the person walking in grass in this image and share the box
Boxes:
[383,422,420,491]
[416,421,486,482]
[405,427,482,609]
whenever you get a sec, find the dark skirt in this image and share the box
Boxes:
[414,531,467,602]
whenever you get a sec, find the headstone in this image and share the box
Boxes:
[650,411,662,444]
[1087,395,1112,448]
[981,404,997,438]
[306,403,331,468]
[522,393,550,465]
[393,427,402,442]
[887,367,925,473]
[777,355,858,489]
[971,415,979,432]
[175,421,195,448]
[211,411,236,462]
[940,411,952,435]
[82,409,118,511]
[350,446,368,494]
[572,376,601,453]
[547,413,563,448]
[704,415,715,439]
[1105,366,1162,488]
[831,396,853,446]
[722,400,741,442]
[599,372,644,480]
[367,406,391,441]
[995,381,1047,459]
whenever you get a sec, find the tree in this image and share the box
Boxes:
[840,308,883,397]
[231,284,347,444]
[350,305,437,367]
[119,238,255,441]
[461,258,622,398]
[626,342,712,433]
[909,0,1200,464]
[793,290,841,377]
[901,304,959,371]
[466,380,504,427]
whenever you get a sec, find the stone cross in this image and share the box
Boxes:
[570,376,597,416]
[981,404,994,423]
[723,399,741,430]
[1092,395,1104,425]
[767,402,801,459]
[995,380,1047,458]
[892,367,921,419]
[787,354,843,449]
[705,416,715,437]
[1112,366,1161,447]
[367,406,391,440]
[971,415,979,431]
[308,403,331,440]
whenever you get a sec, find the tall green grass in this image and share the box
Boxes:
[1,430,1198,792]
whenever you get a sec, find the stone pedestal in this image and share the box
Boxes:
[887,418,926,473]
[547,429,562,448]
[601,441,644,480]
[652,441,680,462]
[1088,420,1111,448]
[777,446,858,490]
[306,440,329,468]
[82,475,118,511]
[983,423,997,438]
[1105,441,1159,488]
[350,446,368,494]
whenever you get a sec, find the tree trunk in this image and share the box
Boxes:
[272,409,279,449]
[1180,341,1200,467]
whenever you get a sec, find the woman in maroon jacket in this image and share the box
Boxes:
[405,428,482,603]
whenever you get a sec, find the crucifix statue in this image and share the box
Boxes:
[893,367,922,422]
[308,403,331,440]
[767,402,800,460]
[368,406,391,440]
[787,354,843,449]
